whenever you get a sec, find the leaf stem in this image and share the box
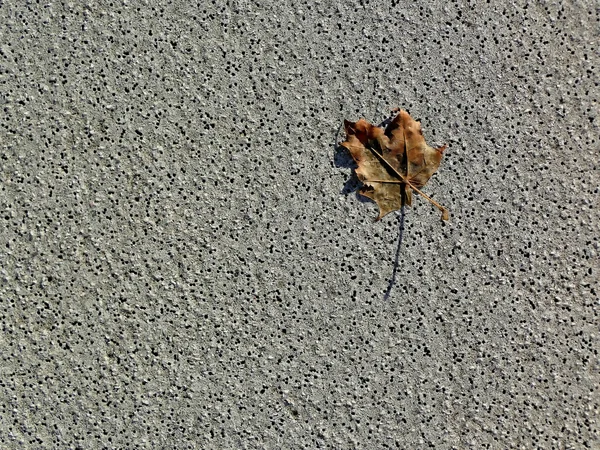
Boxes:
[367,148,449,220]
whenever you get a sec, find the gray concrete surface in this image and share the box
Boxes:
[1,0,598,448]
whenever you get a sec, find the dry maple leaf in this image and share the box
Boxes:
[341,109,448,221]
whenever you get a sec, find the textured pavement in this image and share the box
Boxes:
[1,0,598,448]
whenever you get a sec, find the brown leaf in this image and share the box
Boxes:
[341,110,448,221]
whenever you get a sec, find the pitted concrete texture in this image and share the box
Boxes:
[0,0,598,448]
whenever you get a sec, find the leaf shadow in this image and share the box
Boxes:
[383,207,406,301]
[333,121,370,201]
[335,144,374,202]
[333,113,409,301]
